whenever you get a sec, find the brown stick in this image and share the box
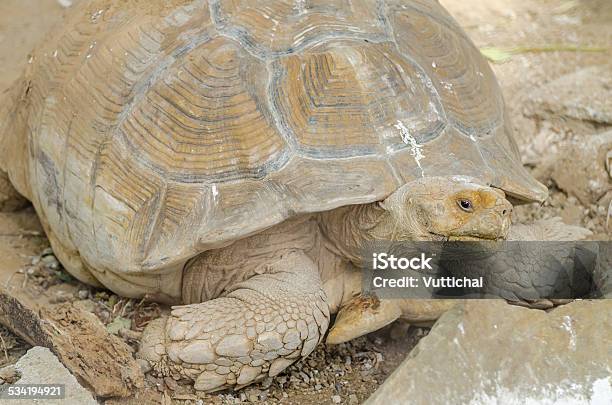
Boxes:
[0,288,143,398]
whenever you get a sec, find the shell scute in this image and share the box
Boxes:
[211,0,387,56]
[272,41,446,159]
[387,0,504,137]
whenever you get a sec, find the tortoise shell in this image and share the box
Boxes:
[1,0,547,275]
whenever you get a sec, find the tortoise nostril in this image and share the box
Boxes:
[502,209,508,215]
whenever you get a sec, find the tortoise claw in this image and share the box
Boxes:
[327,296,401,344]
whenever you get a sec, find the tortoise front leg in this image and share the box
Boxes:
[138,250,330,392]
[321,258,456,344]
[327,296,457,344]
[0,169,27,211]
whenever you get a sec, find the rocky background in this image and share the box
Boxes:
[0,0,610,404]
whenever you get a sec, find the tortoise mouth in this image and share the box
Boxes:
[428,231,504,242]
[447,235,504,241]
[427,231,448,241]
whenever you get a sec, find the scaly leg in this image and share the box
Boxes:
[138,250,330,392]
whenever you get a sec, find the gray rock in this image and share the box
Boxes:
[527,65,612,124]
[366,300,612,405]
[593,243,612,298]
[136,358,152,374]
[547,131,612,207]
[0,346,97,404]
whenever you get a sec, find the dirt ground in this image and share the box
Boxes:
[0,0,610,404]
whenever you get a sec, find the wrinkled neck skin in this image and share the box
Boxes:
[318,195,426,267]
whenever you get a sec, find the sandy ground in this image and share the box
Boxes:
[0,0,67,91]
[0,0,610,404]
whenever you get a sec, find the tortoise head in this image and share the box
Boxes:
[377,176,512,241]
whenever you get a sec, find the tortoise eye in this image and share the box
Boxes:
[457,199,473,212]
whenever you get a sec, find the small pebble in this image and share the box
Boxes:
[164,376,178,391]
[260,376,273,389]
[137,358,152,374]
[0,366,19,384]
[73,299,96,313]
[246,388,261,403]
[332,395,342,403]
[173,394,198,401]
[41,255,58,266]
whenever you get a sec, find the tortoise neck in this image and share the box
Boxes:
[318,202,388,265]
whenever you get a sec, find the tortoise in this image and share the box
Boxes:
[0,0,579,393]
